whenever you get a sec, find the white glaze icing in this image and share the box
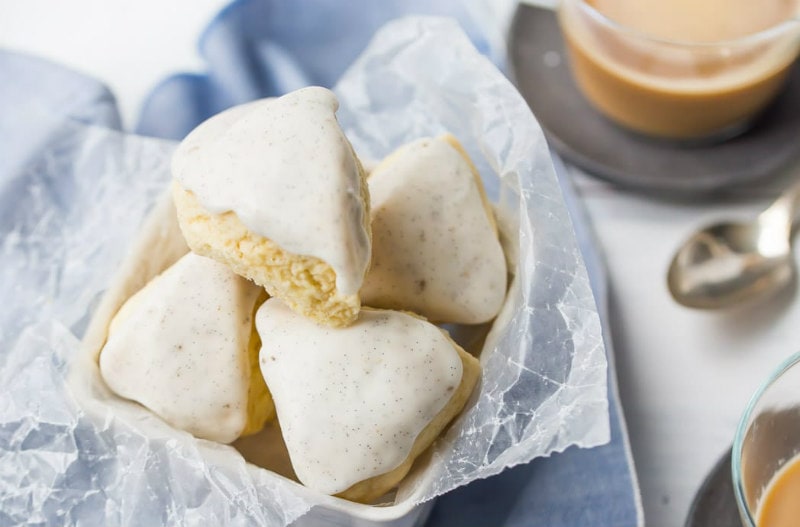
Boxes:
[99,252,261,444]
[256,298,463,495]
[171,87,370,295]
[360,135,507,324]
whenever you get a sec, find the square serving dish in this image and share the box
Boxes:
[76,193,443,526]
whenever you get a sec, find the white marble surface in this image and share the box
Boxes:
[571,165,800,526]
[5,0,800,524]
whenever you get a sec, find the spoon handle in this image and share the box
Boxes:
[757,180,800,238]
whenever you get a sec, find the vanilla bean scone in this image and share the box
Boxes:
[360,134,507,324]
[256,298,481,503]
[172,87,371,328]
[99,252,275,444]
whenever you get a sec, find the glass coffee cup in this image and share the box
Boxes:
[733,352,800,526]
[557,0,800,142]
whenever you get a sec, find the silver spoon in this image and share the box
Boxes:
[667,183,800,309]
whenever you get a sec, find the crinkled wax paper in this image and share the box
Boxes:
[0,17,608,526]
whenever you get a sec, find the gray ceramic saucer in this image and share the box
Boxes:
[509,5,800,197]
[684,449,742,527]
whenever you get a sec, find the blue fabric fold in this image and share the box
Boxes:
[1,4,642,523]
[0,50,121,189]
[136,0,505,140]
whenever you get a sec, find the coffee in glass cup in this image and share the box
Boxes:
[558,0,800,141]
[733,352,800,527]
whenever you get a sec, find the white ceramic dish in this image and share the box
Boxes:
[75,193,440,526]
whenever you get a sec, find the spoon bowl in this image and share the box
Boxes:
[667,222,793,309]
[667,183,800,309]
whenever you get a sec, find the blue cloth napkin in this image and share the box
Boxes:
[135,0,507,140]
[0,3,642,523]
[0,51,120,196]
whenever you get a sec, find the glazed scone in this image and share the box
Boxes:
[171,87,371,328]
[360,134,507,324]
[256,298,481,503]
[99,252,275,444]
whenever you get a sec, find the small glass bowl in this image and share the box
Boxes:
[732,352,800,526]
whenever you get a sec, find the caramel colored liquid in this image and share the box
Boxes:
[588,0,797,42]
[757,454,800,527]
[559,0,800,140]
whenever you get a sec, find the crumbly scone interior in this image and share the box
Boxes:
[172,180,362,328]
[242,289,276,436]
[170,88,372,328]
